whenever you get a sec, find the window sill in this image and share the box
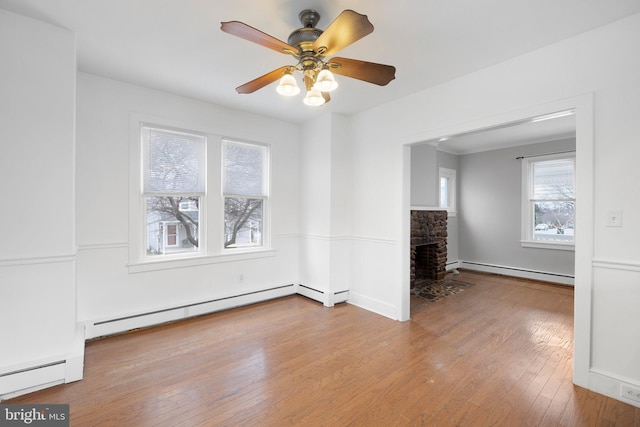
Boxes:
[128,248,276,273]
[520,240,575,251]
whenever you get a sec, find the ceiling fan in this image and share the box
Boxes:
[220,9,396,107]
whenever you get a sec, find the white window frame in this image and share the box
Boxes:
[520,152,575,251]
[439,167,457,216]
[221,139,270,252]
[128,115,275,273]
[139,124,207,260]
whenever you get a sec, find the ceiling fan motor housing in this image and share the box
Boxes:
[288,9,323,54]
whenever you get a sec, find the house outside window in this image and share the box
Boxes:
[521,152,575,250]
[142,126,206,257]
[222,139,269,249]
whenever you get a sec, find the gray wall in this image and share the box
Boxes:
[410,144,460,267]
[458,138,576,276]
[410,143,437,206]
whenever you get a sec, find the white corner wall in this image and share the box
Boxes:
[75,73,302,327]
[298,113,352,306]
[348,12,640,406]
[0,9,81,398]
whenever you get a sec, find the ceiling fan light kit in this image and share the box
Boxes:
[221,9,396,107]
[275,70,300,96]
[303,89,326,107]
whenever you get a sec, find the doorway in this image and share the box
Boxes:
[401,94,595,388]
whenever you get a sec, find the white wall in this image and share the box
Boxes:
[76,73,301,324]
[347,12,640,405]
[0,9,80,394]
[298,113,351,304]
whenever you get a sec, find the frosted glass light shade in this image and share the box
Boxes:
[303,89,325,106]
[314,69,338,92]
[276,73,300,96]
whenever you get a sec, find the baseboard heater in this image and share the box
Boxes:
[296,284,349,306]
[86,283,351,339]
[0,361,66,401]
[459,261,574,285]
[0,327,85,401]
[86,284,297,339]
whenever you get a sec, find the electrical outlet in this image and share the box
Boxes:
[621,384,640,403]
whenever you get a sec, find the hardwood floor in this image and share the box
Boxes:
[7,270,640,426]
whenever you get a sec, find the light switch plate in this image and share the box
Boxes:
[606,209,622,227]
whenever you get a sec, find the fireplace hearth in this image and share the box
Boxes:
[410,210,447,287]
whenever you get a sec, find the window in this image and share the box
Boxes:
[222,140,269,249]
[521,153,575,249]
[439,167,456,215]
[142,126,206,257]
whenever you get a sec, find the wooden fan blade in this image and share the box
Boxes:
[312,10,374,57]
[221,21,298,55]
[322,92,331,104]
[236,66,291,94]
[328,57,396,86]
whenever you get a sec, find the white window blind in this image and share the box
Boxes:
[143,126,206,195]
[532,159,574,200]
[223,140,267,196]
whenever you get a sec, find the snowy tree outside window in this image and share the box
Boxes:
[222,140,269,249]
[522,153,575,247]
[142,126,205,256]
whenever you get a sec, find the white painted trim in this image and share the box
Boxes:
[439,167,457,213]
[589,369,640,409]
[401,145,412,322]
[402,95,595,352]
[410,206,447,211]
[347,291,397,320]
[0,254,75,268]
[77,242,128,251]
[127,249,277,273]
[520,151,576,247]
[592,258,640,272]
[299,234,395,246]
[572,93,595,388]
[520,240,575,251]
[459,260,574,285]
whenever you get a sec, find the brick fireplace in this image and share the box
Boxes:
[410,210,448,287]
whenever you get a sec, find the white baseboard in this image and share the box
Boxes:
[589,369,640,409]
[446,260,461,271]
[347,291,396,320]
[459,260,574,285]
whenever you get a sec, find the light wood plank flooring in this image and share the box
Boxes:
[8,270,640,426]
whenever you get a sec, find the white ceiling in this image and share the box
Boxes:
[1,0,639,132]
[429,112,577,155]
